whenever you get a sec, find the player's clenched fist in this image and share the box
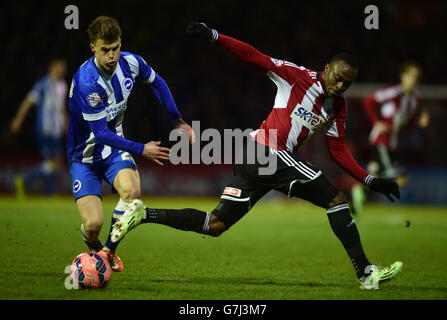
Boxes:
[142,141,170,165]
[173,118,195,144]
[186,22,218,41]
[370,178,401,202]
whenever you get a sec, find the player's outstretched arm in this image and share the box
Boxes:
[326,135,400,202]
[88,117,170,165]
[148,73,194,144]
[10,96,35,134]
[186,22,271,72]
[91,119,170,166]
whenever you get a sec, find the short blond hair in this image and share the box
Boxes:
[87,16,121,44]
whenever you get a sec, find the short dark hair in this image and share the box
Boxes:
[87,16,122,44]
[48,56,65,65]
[400,60,421,75]
[330,52,358,70]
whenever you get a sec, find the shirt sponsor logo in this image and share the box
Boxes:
[290,104,329,130]
[105,99,127,121]
[87,92,102,107]
[73,179,82,193]
[223,187,242,197]
[122,77,133,92]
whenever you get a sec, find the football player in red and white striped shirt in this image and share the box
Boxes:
[363,61,429,179]
[111,22,403,289]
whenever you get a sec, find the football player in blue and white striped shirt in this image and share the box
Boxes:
[67,16,194,271]
[11,58,68,198]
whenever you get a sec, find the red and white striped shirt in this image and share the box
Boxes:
[217,33,371,184]
[363,84,420,149]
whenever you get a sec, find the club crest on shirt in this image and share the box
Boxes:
[122,77,133,92]
[87,92,102,107]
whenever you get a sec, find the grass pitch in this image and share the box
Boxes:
[0,195,446,300]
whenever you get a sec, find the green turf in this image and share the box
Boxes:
[0,195,446,300]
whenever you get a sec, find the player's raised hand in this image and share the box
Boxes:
[186,22,218,42]
[142,141,170,166]
[173,118,195,144]
[370,178,401,202]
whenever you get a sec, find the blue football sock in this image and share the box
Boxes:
[44,173,55,197]
[23,164,44,185]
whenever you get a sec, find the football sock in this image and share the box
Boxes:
[23,164,44,185]
[81,223,103,251]
[41,160,56,197]
[143,208,210,234]
[43,173,55,197]
[104,199,128,252]
[326,203,371,279]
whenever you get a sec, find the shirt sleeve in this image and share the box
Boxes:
[27,79,44,105]
[150,73,181,120]
[362,93,381,125]
[88,117,145,155]
[325,105,371,184]
[123,53,181,120]
[77,82,144,155]
[216,33,299,85]
[78,84,107,122]
[123,52,156,84]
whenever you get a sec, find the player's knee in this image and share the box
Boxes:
[327,191,347,208]
[207,214,227,237]
[120,187,141,202]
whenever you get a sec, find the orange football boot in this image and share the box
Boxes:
[98,249,124,272]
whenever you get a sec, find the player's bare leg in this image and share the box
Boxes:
[113,168,142,204]
[76,195,104,252]
[102,168,143,271]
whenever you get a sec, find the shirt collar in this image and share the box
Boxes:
[317,71,330,97]
[93,57,117,80]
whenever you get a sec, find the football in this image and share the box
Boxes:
[70,252,111,289]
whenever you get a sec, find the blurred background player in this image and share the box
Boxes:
[350,61,430,213]
[363,61,429,181]
[10,58,68,199]
[68,16,193,271]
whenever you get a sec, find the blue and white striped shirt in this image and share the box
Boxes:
[28,76,67,139]
[67,51,180,164]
